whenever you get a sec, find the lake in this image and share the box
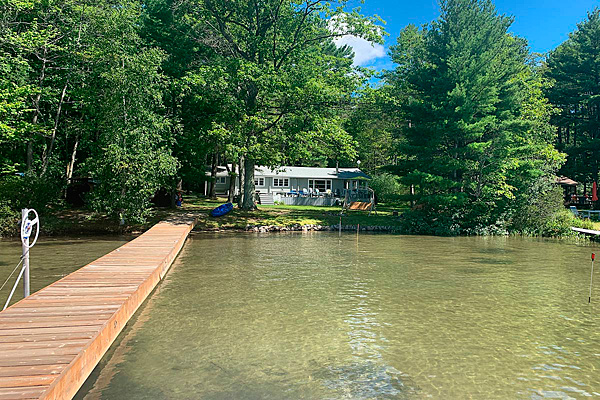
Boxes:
[5,232,600,399]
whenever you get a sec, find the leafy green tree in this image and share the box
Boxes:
[0,36,32,174]
[0,0,88,220]
[387,0,563,233]
[182,0,382,209]
[344,85,402,175]
[81,1,178,223]
[546,8,600,188]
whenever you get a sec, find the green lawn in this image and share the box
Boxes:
[183,196,408,231]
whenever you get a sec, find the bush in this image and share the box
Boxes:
[397,184,590,238]
[0,202,19,237]
[369,173,402,203]
[508,185,589,237]
[0,173,64,237]
[86,143,177,224]
[0,174,64,211]
[398,208,463,236]
[541,209,594,237]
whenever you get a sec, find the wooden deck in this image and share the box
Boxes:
[0,216,196,400]
[572,227,600,236]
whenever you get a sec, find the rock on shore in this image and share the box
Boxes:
[245,224,399,233]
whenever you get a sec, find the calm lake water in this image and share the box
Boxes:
[4,232,599,399]
[0,236,130,307]
[67,232,600,399]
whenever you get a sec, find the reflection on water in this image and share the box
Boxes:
[0,236,130,307]
[77,233,600,399]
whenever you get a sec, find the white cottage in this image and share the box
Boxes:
[205,165,371,205]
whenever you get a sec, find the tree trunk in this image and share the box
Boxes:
[237,155,245,208]
[66,135,79,181]
[26,142,33,171]
[227,161,237,203]
[63,135,79,200]
[241,157,257,210]
[208,152,218,199]
[28,46,47,173]
[41,82,68,176]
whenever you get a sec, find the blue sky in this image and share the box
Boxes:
[337,0,599,70]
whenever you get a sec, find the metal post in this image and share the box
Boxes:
[22,209,30,298]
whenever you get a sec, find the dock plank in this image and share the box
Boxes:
[0,216,196,400]
[0,386,49,400]
[0,375,56,388]
[0,366,65,378]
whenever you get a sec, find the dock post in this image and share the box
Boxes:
[22,209,30,298]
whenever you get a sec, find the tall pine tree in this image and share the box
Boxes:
[388,0,561,233]
[546,8,600,188]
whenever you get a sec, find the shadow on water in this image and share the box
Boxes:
[467,258,514,266]
[315,361,420,399]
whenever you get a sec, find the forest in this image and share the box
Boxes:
[1,0,599,236]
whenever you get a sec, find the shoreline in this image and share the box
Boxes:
[1,196,594,240]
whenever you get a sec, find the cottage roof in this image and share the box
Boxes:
[211,165,370,180]
[255,166,370,180]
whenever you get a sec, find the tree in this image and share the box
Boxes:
[344,84,402,175]
[546,8,600,190]
[182,0,382,209]
[81,1,178,223]
[387,0,562,233]
[0,6,33,174]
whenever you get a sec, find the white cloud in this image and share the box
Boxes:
[334,35,386,66]
[327,16,385,67]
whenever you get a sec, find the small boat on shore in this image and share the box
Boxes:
[210,202,234,217]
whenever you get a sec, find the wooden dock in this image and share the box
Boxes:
[0,216,196,400]
[572,227,600,236]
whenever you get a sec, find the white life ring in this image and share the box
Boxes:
[21,209,40,248]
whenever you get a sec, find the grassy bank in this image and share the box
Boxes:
[186,197,407,231]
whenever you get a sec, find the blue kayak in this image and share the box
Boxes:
[210,202,233,217]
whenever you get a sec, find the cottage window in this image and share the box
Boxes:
[273,178,289,187]
[254,177,265,186]
[308,179,331,191]
[216,177,226,184]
